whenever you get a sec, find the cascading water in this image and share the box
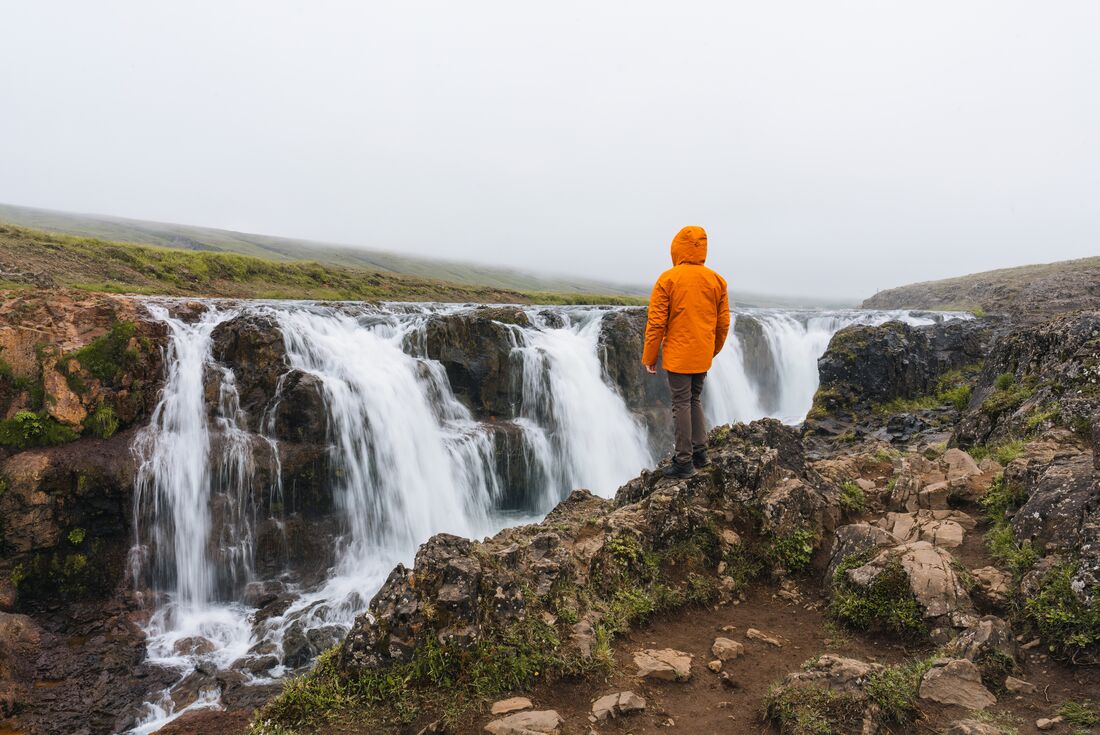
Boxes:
[125,301,964,733]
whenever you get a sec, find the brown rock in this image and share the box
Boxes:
[491,697,533,715]
[919,659,996,710]
[632,648,692,681]
[745,628,782,647]
[711,637,745,661]
[484,710,563,735]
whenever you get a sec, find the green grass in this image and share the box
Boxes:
[1058,700,1099,728]
[1025,564,1100,661]
[839,482,867,513]
[0,410,79,450]
[872,363,980,415]
[981,374,1036,415]
[980,474,1038,577]
[0,224,646,305]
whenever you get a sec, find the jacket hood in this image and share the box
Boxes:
[671,226,707,266]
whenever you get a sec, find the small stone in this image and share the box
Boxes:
[721,529,741,546]
[491,697,533,715]
[1036,716,1063,731]
[711,637,745,661]
[632,648,692,681]
[1003,676,1036,694]
[708,660,722,672]
[1021,638,1041,650]
[943,719,1006,735]
[484,710,564,735]
[590,691,645,722]
[745,628,782,647]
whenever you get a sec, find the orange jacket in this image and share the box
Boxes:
[641,226,731,374]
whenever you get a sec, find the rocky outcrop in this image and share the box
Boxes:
[335,420,842,677]
[954,311,1100,446]
[806,317,996,445]
[421,307,529,418]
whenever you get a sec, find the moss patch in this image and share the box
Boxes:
[829,552,928,640]
[0,410,79,449]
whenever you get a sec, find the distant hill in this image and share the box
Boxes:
[862,256,1100,318]
[0,202,848,309]
[0,202,645,297]
[0,224,644,305]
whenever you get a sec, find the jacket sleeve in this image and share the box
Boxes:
[714,283,731,356]
[641,277,669,366]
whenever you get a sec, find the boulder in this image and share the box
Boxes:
[825,523,900,584]
[841,540,971,622]
[633,648,692,681]
[919,659,996,710]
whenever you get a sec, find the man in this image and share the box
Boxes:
[641,226,731,478]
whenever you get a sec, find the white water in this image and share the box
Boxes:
[126,302,960,733]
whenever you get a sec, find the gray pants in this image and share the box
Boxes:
[667,371,707,465]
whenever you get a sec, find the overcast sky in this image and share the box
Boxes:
[2,2,1097,299]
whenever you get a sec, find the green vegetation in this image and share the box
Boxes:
[1024,563,1100,661]
[0,410,79,449]
[67,528,86,545]
[829,552,927,639]
[66,320,138,385]
[980,475,1038,577]
[981,374,1036,415]
[764,683,864,734]
[764,655,937,734]
[839,482,867,513]
[872,364,980,415]
[1058,700,1099,728]
[969,439,1027,465]
[0,223,645,305]
[770,528,817,574]
[85,405,120,439]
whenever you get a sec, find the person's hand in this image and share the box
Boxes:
[645,363,657,375]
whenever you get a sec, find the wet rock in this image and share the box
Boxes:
[711,637,744,661]
[173,636,217,657]
[633,648,692,681]
[491,697,533,715]
[422,309,528,418]
[484,709,563,735]
[919,659,996,710]
[591,691,645,722]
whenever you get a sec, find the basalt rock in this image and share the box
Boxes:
[337,420,843,676]
[421,307,528,418]
[954,311,1100,446]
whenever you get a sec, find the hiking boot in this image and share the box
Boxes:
[663,460,696,479]
[693,448,711,469]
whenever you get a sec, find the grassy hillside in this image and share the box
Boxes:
[0,202,645,296]
[862,256,1100,318]
[0,224,645,305]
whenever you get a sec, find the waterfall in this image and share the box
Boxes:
[512,309,652,511]
[126,301,963,733]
